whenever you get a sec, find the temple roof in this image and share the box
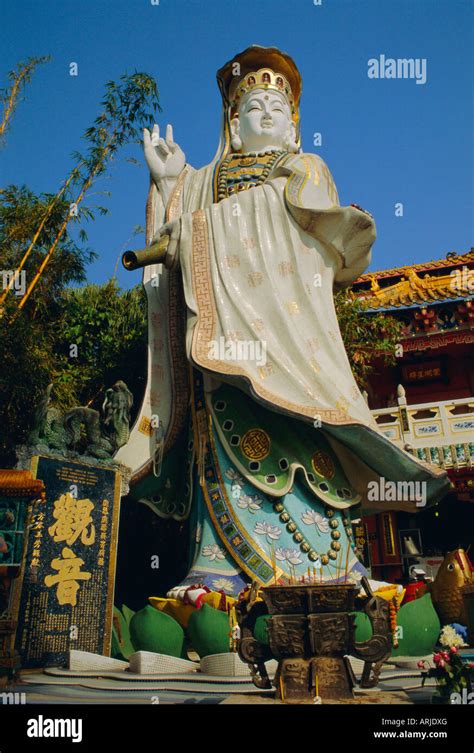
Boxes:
[356,250,473,283]
[354,250,473,310]
[0,469,45,497]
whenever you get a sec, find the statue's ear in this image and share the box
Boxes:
[230,115,239,137]
[230,116,242,151]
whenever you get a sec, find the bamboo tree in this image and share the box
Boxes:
[0,56,50,141]
[6,72,161,318]
[0,168,81,309]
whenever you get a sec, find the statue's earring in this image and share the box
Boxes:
[230,116,242,152]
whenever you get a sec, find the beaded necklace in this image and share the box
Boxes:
[217,149,286,201]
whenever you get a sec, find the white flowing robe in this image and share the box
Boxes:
[169,152,378,428]
[117,151,448,511]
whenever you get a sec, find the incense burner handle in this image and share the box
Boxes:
[350,576,392,664]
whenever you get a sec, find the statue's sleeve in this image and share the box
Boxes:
[148,165,197,270]
[115,167,195,478]
[276,153,376,286]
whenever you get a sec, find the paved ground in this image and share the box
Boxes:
[3,663,438,705]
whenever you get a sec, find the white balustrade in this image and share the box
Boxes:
[371,390,474,469]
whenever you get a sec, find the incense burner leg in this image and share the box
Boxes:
[360,657,386,688]
[275,658,311,702]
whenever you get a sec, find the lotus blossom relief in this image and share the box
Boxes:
[212,577,236,594]
[275,548,303,566]
[253,521,282,540]
[301,509,330,535]
[225,468,243,483]
[254,521,282,571]
[225,468,245,499]
[275,547,304,581]
[231,484,242,500]
[202,543,226,561]
[237,493,263,513]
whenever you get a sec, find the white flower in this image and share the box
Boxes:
[275,548,303,566]
[202,544,226,561]
[226,468,245,499]
[301,509,330,532]
[237,493,262,513]
[230,484,241,499]
[254,521,282,540]
[212,577,236,594]
[225,468,244,485]
[439,625,468,648]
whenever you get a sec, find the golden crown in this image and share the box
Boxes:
[229,68,297,122]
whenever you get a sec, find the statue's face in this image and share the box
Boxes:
[232,89,295,152]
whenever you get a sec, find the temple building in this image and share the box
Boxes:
[0,470,45,677]
[352,249,474,583]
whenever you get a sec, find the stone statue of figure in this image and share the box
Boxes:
[117,46,449,596]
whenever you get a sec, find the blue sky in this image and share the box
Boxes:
[1,0,472,289]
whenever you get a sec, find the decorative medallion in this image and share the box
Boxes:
[311,450,335,480]
[241,429,271,461]
[239,156,257,167]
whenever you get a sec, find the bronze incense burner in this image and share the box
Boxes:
[236,576,391,703]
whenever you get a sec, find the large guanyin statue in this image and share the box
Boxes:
[117,46,448,598]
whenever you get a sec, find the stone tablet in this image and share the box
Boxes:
[14,455,121,668]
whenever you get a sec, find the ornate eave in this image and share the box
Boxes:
[362,271,472,310]
[353,250,473,311]
[356,250,473,283]
[0,469,45,498]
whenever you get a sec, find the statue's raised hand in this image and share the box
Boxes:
[143,124,186,184]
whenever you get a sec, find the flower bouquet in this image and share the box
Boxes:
[419,625,474,702]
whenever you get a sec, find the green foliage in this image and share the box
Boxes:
[0,185,94,464]
[54,280,147,412]
[0,273,147,465]
[0,65,160,466]
[334,290,404,389]
[0,184,96,315]
[0,301,54,464]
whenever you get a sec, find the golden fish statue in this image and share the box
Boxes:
[429,549,473,626]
